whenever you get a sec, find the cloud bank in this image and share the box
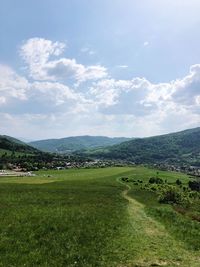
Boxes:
[0,38,200,139]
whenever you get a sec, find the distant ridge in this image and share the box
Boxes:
[29,135,132,153]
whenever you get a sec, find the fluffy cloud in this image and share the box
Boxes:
[21,38,65,64]
[30,81,79,106]
[90,64,200,118]
[0,65,88,115]
[25,81,90,115]
[0,65,29,102]
[20,38,107,83]
[1,37,200,138]
[90,78,159,116]
[45,58,107,84]
[172,64,200,109]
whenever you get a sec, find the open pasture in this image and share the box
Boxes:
[0,167,199,267]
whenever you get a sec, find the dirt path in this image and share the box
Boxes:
[117,178,200,267]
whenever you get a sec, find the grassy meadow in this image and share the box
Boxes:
[0,167,199,266]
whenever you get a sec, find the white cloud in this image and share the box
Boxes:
[45,58,107,83]
[171,64,200,107]
[20,38,66,80]
[90,64,200,118]
[76,65,107,83]
[1,37,200,138]
[20,38,65,64]
[87,64,200,136]
[0,65,29,102]
[0,64,88,115]
[90,77,155,115]
[30,81,81,106]
[20,38,107,83]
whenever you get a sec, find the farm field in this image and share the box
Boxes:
[0,167,199,267]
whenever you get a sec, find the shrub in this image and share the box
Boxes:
[176,179,182,186]
[189,191,200,199]
[121,177,129,182]
[158,185,190,206]
[149,177,163,184]
[188,181,200,192]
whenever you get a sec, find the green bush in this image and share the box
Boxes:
[121,177,129,182]
[176,179,182,186]
[149,177,163,184]
[188,180,200,192]
[158,185,190,206]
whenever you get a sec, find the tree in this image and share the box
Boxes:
[149,177,163,184]
[176,179,182,186]
[158,185,184,204]
[188,181,200,192]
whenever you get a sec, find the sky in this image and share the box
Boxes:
[0,0,200,140]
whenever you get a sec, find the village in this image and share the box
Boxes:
[154,163,200,177]
[1,159,200,178]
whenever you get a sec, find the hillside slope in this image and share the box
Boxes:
[0,135,39,154]
[29,136,132,153]
[88,127,200,165]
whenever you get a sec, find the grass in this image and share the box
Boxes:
[0,166,199,266]
[126,166,190,184]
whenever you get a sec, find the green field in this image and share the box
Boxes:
[0,167,199,266]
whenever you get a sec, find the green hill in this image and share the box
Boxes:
[87,127,200,165]
[0,135,55,171]
[29,136,132,153]
[0,135,39,155]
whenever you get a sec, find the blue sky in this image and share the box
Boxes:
[0,0,200,140]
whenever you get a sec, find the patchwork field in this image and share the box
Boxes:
[0,167,199,266]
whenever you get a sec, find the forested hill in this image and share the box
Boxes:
[29,136,132,153]
[0,135,39,154]
[88,127,200,165]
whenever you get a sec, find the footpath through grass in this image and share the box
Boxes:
[121,180,200,266]
[0,166,199,266]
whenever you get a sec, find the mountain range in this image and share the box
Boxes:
[85,127,200,166]
[29,136,132,153]
[1,127,200,166]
